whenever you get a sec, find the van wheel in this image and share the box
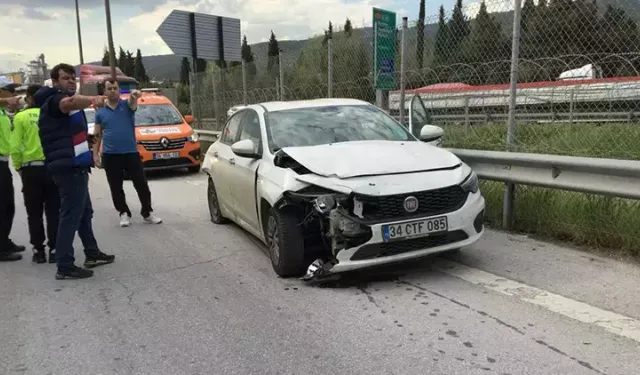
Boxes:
[188,165,201,173]
[265,206,306,278]
[208,178,228,224]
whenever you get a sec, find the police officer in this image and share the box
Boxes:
[0,76,26,261]
[11,84,60,264]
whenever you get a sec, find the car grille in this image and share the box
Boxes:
[140,137,188,151]
[353,185,468,222]
[350,230,469,261]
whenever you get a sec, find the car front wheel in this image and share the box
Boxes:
[266,206,306,278]
[208,178,228,224]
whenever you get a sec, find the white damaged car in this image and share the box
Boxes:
[201,97,485,280]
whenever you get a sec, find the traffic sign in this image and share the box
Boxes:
[156,10,241,62]
[373,7,397,90]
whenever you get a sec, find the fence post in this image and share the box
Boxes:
[278,50,285,101]
[503,0,523,230]
[328,37,334,98]
[242,60,248,106]
[188,72,196,123]
[399,17,408,126]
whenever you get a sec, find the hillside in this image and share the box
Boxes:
[78,0,639,81]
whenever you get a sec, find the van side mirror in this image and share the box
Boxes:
[184,115,194,124]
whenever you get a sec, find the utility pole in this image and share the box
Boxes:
[75,0,84,64]
[104,0,116,80]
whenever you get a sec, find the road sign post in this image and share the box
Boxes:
[372,7,397,93]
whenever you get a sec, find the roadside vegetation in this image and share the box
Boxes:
[443,122,640,258]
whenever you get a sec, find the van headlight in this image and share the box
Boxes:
[188,132,200,142]
[460,171,479,193]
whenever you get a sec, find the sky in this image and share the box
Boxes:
[0,0,512,73]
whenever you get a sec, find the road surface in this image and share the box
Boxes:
[2,169,640,375]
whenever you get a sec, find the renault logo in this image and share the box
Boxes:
[160,137,169,148]
[403,196,419,213]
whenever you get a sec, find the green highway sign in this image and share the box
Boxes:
[372,7,397,90]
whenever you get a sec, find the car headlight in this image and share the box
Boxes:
[460,171,479,193]
[188,132,200,142]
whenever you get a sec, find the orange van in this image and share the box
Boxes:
[105,89,202,173]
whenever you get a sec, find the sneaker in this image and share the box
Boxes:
[0,251,22,262]
[55,265,94,280]
[48,248,56,264]
[84,251,115,269]
[32,248,46,264]
[119,213,131,227]
[8,240,25,253]
[143,213,163,224]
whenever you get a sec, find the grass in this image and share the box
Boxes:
[443,122,640,258]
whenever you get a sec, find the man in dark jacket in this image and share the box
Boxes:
[35,63,115,280]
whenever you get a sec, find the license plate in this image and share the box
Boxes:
[382,216,448,242]
[153,152,179,160]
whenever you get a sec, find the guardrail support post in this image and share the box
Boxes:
[503,0,523,230]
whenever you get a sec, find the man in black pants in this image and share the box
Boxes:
[0,77,26,261]
[93,79,162,227]
[10,84,60,263]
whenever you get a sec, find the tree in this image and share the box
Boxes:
[124,50,135,76]
[133,49,148,84]
[446,0,470,62]
[117,47,127,72]
[180,57,191,85]
[344,18,352,37]
[465,1,509,83]
[323,21,334,45]
[433,5,449,66]
[241,35,257,76]
[101,47,110,66]
[267,31,280,76]
[416,0,426,69]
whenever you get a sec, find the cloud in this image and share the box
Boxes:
[23,8,55,20]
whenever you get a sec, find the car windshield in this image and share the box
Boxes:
[265,104,415,151]
[135,104,183,126]
[84,109,95,124]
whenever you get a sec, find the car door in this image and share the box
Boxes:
[228,109,263,234]
[212,111,245,217]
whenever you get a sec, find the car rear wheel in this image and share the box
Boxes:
[266,206,306,278]
[208,178,228,224]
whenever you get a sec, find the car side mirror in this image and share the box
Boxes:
[231,139,260,159]
[420,125,444,147]
[184,115,194,124]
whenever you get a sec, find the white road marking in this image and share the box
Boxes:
[432,258,640,344]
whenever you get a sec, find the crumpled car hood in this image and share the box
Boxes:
[279,140,461,179]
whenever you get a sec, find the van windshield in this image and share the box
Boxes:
[135,104,184,126]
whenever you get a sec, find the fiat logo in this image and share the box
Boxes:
[160,137,169,148]
[403,196,419,213]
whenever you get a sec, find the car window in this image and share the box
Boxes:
[265,104,415,152]
[135,104,183,126]
[238,110,262,153]
[220,112,244,145]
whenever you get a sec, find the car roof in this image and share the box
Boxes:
[120,92,173,105]
[253,98,371,112]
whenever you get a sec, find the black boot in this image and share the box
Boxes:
[84,250,115,269]
[32,247,46,264]
[55,265,94,280]
[48,248,56,264]
[0,251,21,262]
[8,240,25,253]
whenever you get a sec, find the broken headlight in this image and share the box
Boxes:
[314,194,336,214]
[460,171,479,193]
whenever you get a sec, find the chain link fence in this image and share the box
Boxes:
[187,0,640,257]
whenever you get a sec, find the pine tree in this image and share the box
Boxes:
[447,0,470,52]
[433,6,449,66]
[241,35,257,76]
[180,57,191,85]
[101,47,110,66]
[344,18,353,37]
[416,0,426,69]
[133,49,148,83]
[124,50,134,76]
[117,47,126,73]
[267,31,280,76]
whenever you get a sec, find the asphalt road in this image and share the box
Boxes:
[2,168,640,375]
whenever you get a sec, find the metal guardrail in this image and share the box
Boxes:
[195,128,640,201]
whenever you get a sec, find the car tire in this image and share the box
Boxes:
[266,206,306,278]
[188,165,201,173]
[208,178,228,224]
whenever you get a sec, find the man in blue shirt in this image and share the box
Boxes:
[93,79,162,227]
